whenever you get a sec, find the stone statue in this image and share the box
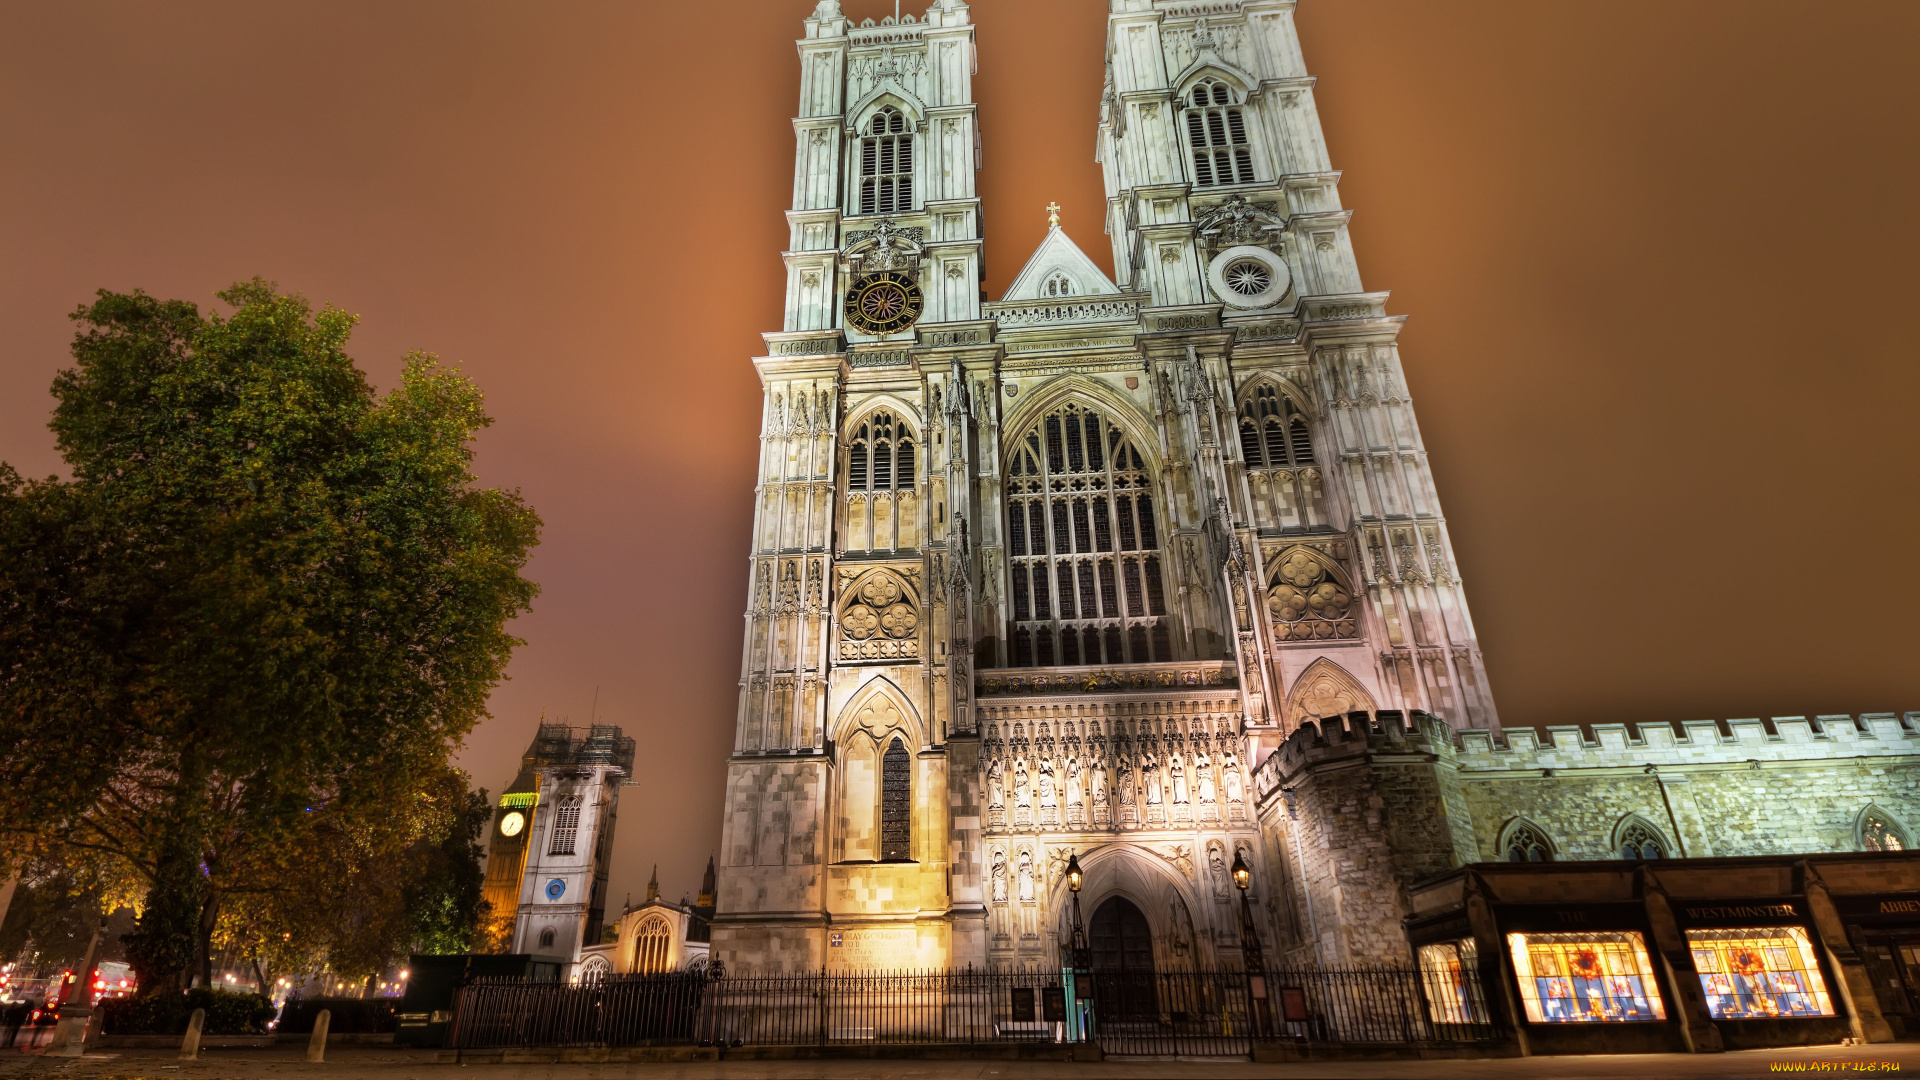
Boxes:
[1038,759,1057,809]
[1208,841,1229,898]
[1091,759,1108,805]
[1222,751,1243,803]
[1015,759,1030,807]
[1169,753,1189,805]
[991,849,1008,903]
[1143,753,1162,804]
[1018,850,1035,902]
[1065,757,1082,806]
[1118,757,1135,806]
[1194,750,1215,804]
[987,758,1005,809]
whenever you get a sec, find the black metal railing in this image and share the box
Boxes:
[446,964,1499,1057]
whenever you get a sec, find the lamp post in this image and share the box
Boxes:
[1064,852,1091,1043]
[1232,849,1270,1037]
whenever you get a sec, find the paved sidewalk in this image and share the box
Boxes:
[3,1043,1918,1080]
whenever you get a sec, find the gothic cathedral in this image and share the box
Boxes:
[713,0,1498,973]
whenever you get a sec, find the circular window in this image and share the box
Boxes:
[1206,245,1291,309]
[1223,259,1271,297]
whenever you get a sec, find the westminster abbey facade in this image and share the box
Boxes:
[711,0,1920,979]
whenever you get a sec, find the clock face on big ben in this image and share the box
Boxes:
[844,271,923,336]
[498,810,525,838]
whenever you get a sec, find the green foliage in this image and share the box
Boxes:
[405,787,494,955]
[0,280,540,996]
[99,987,277,1036]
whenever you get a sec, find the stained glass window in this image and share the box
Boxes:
[880,737,912,861]
[1687,927,1835,1019]
[1506,931,1667,1023]
[1003,403,1168,666]
[1417,939,1487,1024]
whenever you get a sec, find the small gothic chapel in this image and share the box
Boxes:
[713,0,1920,1011]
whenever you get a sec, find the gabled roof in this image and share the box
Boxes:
[1001,224,1121,302]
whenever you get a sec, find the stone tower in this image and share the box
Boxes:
[481,722,635,972]
[714,0,1498,975]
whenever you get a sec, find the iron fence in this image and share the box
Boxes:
[446,964,1499,1057]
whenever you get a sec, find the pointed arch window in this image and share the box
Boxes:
[880,737,912,861]
[1185,80,1255,187]
[549,794,582,856]
[1503,821,1554,863]
[1238,384,1314,468]
[859,107,914,215]
[1617,819,1668,860]
[634,916,673,973]
[1861,808,1909,852]
[847,411,915,493]
[1005,402,1169,667]
[1044,271,1076,298]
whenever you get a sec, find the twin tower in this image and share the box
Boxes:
[714,0,1495,974]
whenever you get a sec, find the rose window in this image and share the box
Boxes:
[1266,549,1357,640]
[1223,259,1272,297]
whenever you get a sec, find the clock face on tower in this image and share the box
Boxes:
[844,271,923,336]
[498,810,525,838]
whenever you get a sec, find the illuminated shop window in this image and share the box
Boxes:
[1687,927,1835,1019]
[1506,931,1667,1023]
[1417,939,1488,1024]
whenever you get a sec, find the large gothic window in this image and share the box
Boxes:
[633,916,672,974]
[845,411,917,552]
[859,107,914,215]
[880,737,911,861]
[1238,384,1325,530]
[549,794,581,856]
[1185,80,1255,187]
[1005,402,1169,667]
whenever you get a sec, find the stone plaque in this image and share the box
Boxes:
[828,926,919,969]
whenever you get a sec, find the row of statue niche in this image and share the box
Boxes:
[984,748,1244,811]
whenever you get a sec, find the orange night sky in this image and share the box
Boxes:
[3,0,1917,906]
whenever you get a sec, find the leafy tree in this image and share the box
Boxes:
[0,860,138,971]
[0,281,539,997]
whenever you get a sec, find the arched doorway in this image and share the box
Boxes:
[1089,896,1157,1021]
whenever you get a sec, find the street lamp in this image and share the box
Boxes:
[1232,848,1269,1036]
[1064,852,1088,970]
[1064,852,1092,1044]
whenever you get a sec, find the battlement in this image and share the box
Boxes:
[526,722,637,775]
[1454,713,1920,773]
[1251,710,1454,803]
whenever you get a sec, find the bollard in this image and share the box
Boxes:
[179,1008,205,1060]
[306,1008,330,1063]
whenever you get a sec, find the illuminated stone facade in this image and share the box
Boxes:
[713,0,1497,974]
[712,0,1920,980]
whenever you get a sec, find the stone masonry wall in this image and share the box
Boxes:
[1264,711,1477,964]
[1455,714,1920,860]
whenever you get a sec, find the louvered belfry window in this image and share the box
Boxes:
[859,107,914,215]
[1237,385,1315,468]
[847,412,914,492]
[1006,403,1170,667]
[549,794,582,856]
[1186,80,1255,187]
[880,737,912,861]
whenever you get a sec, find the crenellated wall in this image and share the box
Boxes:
[1252,710,1920,966]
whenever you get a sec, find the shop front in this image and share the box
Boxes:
[1405,854,1920,1054]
